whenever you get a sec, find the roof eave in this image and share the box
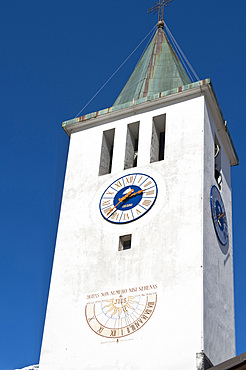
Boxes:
[211,352,246,369]
[62,78,238,166]
[63,79,209,134]
[203,82,239,166]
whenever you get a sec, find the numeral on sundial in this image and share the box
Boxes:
[97,326,104,334]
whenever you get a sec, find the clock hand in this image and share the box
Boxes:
[129,189,144,198]
[116,189,134,206]
[107,189,134,215]
[218,212,225,220]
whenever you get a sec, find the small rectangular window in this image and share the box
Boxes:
[119,234,132,251]
[150,114,166,163]
[99,129,115,176]
[124,122,139,169]
[214,135,222,189]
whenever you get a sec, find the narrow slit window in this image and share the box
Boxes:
[214,135,222,189]
[119,234,132,251]
[150,114,166,163]
[99,129,115,176]
[124,122,139,169]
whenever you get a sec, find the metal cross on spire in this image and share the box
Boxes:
[148,0,174,25]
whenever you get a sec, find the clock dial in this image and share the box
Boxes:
[210,185,228,245]
[85,293,157,339]
[99,173,158,224]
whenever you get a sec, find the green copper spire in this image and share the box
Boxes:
[113,25,191,107]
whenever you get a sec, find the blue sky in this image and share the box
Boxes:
[0,0,245,368]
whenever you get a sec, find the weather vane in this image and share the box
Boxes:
[148,0,174,24]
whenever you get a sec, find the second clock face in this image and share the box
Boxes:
[99,173,158,224]
[210,185,228,245]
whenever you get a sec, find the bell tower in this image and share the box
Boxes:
[39,6,238,370]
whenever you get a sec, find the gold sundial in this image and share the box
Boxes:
[85,293,157,339]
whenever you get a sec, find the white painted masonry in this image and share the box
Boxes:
[39,86,236,369]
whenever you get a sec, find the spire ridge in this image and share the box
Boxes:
[113,27,191,107]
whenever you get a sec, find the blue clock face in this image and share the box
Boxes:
[99,173,158,224]
[210,185,228,245]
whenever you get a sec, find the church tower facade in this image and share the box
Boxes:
[39,17,238,370]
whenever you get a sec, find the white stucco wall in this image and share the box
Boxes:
[203,102,235,365]
[39,93,234,369]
